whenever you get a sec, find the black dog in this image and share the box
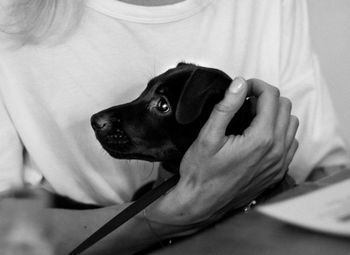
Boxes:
[91,63,256,171]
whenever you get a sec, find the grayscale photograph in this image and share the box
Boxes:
[0,0,349,254]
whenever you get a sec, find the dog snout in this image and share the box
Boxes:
[91,113,112,133]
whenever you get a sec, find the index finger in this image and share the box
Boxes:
[246,79,280,133]
[198,77,248,143]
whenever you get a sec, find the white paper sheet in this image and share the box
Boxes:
[257,179,350,236]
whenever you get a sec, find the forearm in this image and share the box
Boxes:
[50,201,197,255]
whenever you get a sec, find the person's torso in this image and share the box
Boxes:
[0,0,284,204]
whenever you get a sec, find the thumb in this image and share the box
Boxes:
[200,77,248,140]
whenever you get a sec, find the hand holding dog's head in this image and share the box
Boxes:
[91,63,255,165]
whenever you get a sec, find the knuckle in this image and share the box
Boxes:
[280,97,292,111]
[291,115,299,127]
[270,87,280,98]
[258,132,274,150]
[197,135,215,148]
[270,147,284,161]
[275,169,287,182]
[214,102,230,113]
[291,139,299,152]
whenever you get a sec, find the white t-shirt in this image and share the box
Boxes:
[0,0,348,204]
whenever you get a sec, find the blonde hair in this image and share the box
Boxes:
[2,0,85,45]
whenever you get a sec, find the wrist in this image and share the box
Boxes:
[146,178,211,226]
[139,184,204,242]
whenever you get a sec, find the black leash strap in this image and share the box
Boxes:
[68,174,180,255]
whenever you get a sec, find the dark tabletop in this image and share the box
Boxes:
[148,170,350,255]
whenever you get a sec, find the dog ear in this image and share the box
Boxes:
[175,67,232,125]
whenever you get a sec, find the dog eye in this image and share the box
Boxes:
[156,97,170,113]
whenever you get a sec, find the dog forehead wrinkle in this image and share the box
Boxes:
[143,80,163,98]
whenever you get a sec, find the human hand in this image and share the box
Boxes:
[165,77,299,224]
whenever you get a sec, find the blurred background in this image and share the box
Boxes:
[308,0,350,149]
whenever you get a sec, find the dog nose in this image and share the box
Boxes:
[91,114,112,132]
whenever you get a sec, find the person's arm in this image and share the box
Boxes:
[280,0,349,182]
[48,202,194,255]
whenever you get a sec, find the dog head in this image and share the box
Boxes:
[91,63,255,166]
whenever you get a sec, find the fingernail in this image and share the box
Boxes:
[229,77,245,94]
